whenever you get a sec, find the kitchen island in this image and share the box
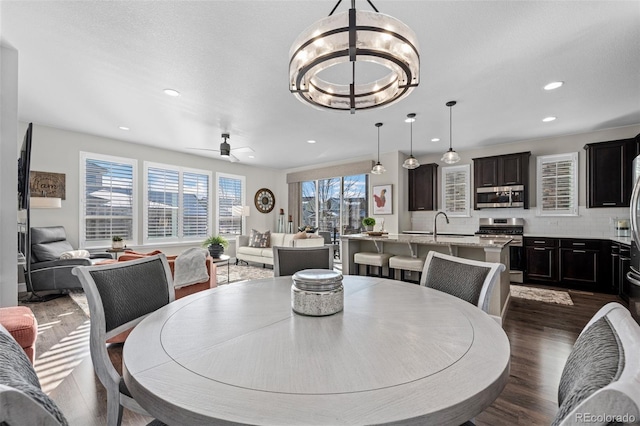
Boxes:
[341,234,512,320]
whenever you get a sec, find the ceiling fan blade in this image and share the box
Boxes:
[228,153,240,163]
[230,146,254,153]
[186,147,221,152]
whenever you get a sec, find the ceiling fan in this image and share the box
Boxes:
[188,133,253,162]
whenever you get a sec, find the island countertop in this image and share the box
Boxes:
[341,233,512,249]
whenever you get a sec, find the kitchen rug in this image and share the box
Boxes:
[510,285,574,306]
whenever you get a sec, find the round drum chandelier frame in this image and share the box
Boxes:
[289,0,420,113]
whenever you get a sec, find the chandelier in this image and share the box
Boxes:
[289,0,420,113]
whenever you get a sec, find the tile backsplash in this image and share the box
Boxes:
[410,206,631,238]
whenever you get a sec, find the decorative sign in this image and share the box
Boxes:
[29,171,66,200]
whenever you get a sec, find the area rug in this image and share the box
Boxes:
[510,285,574,306]
[216,263,274,285]
[68,264,275,317]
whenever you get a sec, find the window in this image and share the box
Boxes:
[144,162,211,244]
[217,173,246,236]
[80,152,137,248]
[442,164,470,217]
[537,152,578,216]
[301,174,368,236]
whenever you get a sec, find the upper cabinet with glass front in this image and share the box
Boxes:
[584,137,639,208]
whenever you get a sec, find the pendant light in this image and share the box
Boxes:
[441,100,460,164]
[371,122,386,175]
[402,113,420,169]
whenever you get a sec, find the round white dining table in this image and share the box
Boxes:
[123,275,510,426]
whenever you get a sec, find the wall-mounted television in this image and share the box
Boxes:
[17,122,33,210]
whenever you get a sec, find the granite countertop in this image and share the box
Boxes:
[523,234,632,245]
[342,233,512,249]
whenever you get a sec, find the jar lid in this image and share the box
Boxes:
[292,269,343,291]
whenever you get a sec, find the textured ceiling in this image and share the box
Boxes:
[2,1,639,169]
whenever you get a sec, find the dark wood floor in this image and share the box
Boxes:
[22,285,622,426]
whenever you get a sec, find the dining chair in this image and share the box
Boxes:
[551,302,640,425]
[72,254,174,426]
[273,246,333,277]
[420,251,505,313]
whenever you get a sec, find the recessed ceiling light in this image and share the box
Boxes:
[118,126,130,131]
[307,140,316,144]
[248,155,255,159]
[542,116,557,122]
[163,88,180,97]
[431,138,440,142]
[404,116,416,123]
[544,81,564,91]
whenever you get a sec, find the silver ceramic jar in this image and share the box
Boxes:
[291,269,344,316]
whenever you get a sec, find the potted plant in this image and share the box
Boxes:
[362,217,376,232]
[111,235,124,249]
[202,235,229,259]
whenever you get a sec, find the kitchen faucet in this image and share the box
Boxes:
[433,211,449,238]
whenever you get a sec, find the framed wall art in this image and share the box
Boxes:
[29,171,66,200]
[372,184,392,215]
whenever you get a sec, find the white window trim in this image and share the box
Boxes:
[216,172,246,237]
[536,152,579,217]
[143,161,212,245]
[79,151,138,249]
[441,164,471,217]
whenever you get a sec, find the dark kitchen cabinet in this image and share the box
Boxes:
[559,239,601,289]
[473,157,498,188]
[611,242,631,301]
[524,238,558,282]
[408,163,438,211]
[525,237,614,293]
[473,152,530,209]
[585,137,639,208]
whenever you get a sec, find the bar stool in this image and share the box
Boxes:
[389,255,426,284]
[354,252,393,278]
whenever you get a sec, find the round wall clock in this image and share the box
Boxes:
[254,188,275,213]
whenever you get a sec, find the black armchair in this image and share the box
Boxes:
[26,226,112,294]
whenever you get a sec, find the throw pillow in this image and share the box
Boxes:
[293,231,307,240]
[249,229,271,248]
[59,249,91,259]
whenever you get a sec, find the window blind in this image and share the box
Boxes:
[442,165,470,217]
[145,163,210,242]
[218,175,243,235]
[537,153,578,215]
[82,154,135,246]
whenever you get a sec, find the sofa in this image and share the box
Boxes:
[27,226,112,294]
[0,323,68,425]
[236,232,325,266]
[115,250,217,298]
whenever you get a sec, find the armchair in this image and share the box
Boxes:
[26,226,112,296]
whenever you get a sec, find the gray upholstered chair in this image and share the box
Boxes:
[72,254,174,426]
[420,251,505,313]
[551,302,640,426]
[0,323,68,426]
[273,246,333,277]
[27,226,112,295]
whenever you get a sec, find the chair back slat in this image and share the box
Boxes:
[425,257,490,306]
[273,246,333,277]
[88,257,171,333]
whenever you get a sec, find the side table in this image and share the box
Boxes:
[106,248,126,259]
[212,254,230,284]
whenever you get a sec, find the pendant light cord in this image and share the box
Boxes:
[410,119,414,155]
[449,105,452,150]
[377,125,381,162]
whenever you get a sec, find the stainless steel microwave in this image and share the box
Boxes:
[476,185,525,208]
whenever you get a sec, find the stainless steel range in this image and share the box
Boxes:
[475,218,524,283]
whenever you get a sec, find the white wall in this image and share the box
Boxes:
[22,122,284,256]
[0,43,19,307]
[279,124,640,238]
[411,124,640,237]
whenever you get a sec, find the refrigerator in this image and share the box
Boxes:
[626,155,640,323]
